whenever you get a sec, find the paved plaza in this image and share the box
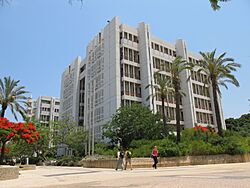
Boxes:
[1,162,250,188]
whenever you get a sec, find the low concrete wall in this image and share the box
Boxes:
[0,166,19,181]
[19,165,36,171]
[80,153,250,168]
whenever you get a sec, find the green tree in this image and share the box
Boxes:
[52,117,87,157]
[146,73,173,129]
[170,56,193,144]
[0,76,29,120]
[198,49,241,136]
[209,0,230,10]
[226,113,250,137]
[104,103,163,148]
[65,126,87,156]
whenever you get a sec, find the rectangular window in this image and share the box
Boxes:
[135,67,140,80]
[125,64,129,77]
[133,35,138,43]
[120,47,123,60]
[160,46,163,52]
[129,49,133,61]
[155,44,159,51]
[173,51,176,57]
[125,81,129,95]
[129,33,133,41]
[134,51,139,63]
[169,50,172,56]
[124,32,128,39]
[124,47,128,60]
[129,65,134,78]
[130,83,134,96]
[164,47,168,54]
[135,84,141,97]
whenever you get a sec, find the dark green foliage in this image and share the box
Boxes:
[98,128,250,157]
[103,104,166,148]
[94,143,116,157]
[226,113,250,137]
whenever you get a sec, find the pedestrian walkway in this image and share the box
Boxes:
[1,162,250,188]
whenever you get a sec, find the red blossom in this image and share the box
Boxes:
[194,125,209,132]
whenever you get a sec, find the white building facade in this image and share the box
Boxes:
[60,17,225,153]
[34,96,60,126]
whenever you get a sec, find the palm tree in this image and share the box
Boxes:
[209,0,230,10]
[146,73,173,129]
[170,56,193,144]
[0,76,29,120]
[198,50,241,136]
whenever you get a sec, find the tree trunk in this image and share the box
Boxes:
[175,83,181,144]
[0,141,7,164]
[212,83,223,136]
[1,105,7,117]
[161,96,166,128]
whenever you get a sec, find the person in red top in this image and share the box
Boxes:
[151,146,158,169]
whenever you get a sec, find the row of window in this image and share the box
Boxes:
[122,64,141,80]
[41,100,51,105]
[192,83,210,97]
[41,107,50,112]
[120,32,139,43]
[188,57,200,65]
[156,105,184,121]
[121,100,142,107]
[40,115,50,122]
[154,73,171,84]
[196,111,214,125]
[191,70,208,83]
[41,107,59,113]
[88,57,104,79]
[95,89,104,106]
[95,106,104,123]
[155,91,178,105]
[153,57,172,72]
[88,43,104,64]
[120,47,140,63]
[194,97,212,111]
[151,42,176,57]
[122,81,142,98]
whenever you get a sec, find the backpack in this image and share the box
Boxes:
[127,151,132,158]
[119,151,124,158]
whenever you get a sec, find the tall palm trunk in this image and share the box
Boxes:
[212,83,223,136]
[161,96,167,127]
[174,82,181,144]
[1,105,7,117]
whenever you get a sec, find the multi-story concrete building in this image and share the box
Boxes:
[59,57,81,122]
[26,96,35,120]
[33,96,60,126]
[60,17,225,152]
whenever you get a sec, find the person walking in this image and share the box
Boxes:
[124,148,132,170]
[151,146,158,169]
[115,149,124,171]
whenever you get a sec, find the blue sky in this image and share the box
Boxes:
[0,0,249,121]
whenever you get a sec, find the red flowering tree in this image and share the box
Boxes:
[194,125,209,132]
[0,117,39,164]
